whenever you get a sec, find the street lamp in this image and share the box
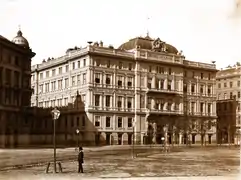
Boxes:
[76,129,80,149]
[132,119,136,159]
[46,107,60,173]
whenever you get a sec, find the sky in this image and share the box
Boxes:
[1,0,241,69]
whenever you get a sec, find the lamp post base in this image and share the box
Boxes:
[46,162,63,173]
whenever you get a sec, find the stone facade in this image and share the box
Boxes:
[216,66,241,144]
[31,36,217,146]
[0,30,35,148]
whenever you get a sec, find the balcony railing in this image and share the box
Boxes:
[146,88,182,95]
[146,109,182,115]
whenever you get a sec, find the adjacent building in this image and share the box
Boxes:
[216,65,241,144]
[0,30,35,148]
[31,35,217,146]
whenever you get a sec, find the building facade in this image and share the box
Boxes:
[216,99,237,145]
[0,30,35,148]
[31,35,217,146]
[216,66,241,144]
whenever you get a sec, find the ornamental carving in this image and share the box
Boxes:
[152,38,167,52]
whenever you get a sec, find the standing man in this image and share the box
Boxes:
[78,147,84,173]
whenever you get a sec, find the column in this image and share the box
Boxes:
[164,79,167,89]
[151,76,155,89]
[110,96,113,109]
[113,72,116,88]
[113,92,116,110]
[179,132,182,145]
[151,98,155,109]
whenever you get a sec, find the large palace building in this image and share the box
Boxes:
[31,35,217,146]
[0,30,35,147]
[216,65,241,144]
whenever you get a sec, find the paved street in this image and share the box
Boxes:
[0,146,239,179]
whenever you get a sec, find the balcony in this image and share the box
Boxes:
[146,88,182,95]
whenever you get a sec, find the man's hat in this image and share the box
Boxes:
[79,147,83,151]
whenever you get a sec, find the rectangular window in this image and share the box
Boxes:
[40,73,43,80]
[106,74,111,85]
[52,69,56,76]
[66,65,69,72]
[117,96,122,108]
[46,71,49,78]
[119,62,123,69]
[200,103,204,113]
[230,82,233,88]
[148,78,152,89]
[95,73,100,84]
[59,67,62,74]
[208,103,211,114]
[78,61,80,68]
[149,66,152,72]
[161,79,164,89]
[77,75,81,84]
[72,76,76,86]
[106,95,110,107]
[72,62,75,70]
[224,83,227,87]
[96,59,100,66]
[238,81,240,87]
[45,83,49,92]
[127,77,132,87]
[95,116,100,127]
[168,68,172,75]
[201,73,203,79]
[168,80,172,90]
[127,97,132,109]
[107,60,110,68]
[238,91,240,98]
[106,117,111,127]
[64,78,69,88]
[128,118,132,127]
[95,95,100,106]
[117,76,122,87]
[118,117,122,128]
[200,85,204,94]
[191,84,195,93]
[128,63,132,70]
[83,59,86,66]
[207,85,211,95]
[218,83,221,88]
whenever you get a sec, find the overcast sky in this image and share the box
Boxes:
[1,0,241,69]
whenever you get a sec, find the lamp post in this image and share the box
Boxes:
[51,107,60,173]
[132,119,136,159]
[76,129,80,149]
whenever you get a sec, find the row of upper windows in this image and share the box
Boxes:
[94,116,134,128]
[217,91,241,100]
[218,80,240,88]
[38,95,86,107]
[32,59,87,81]
[95,59,213,79]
